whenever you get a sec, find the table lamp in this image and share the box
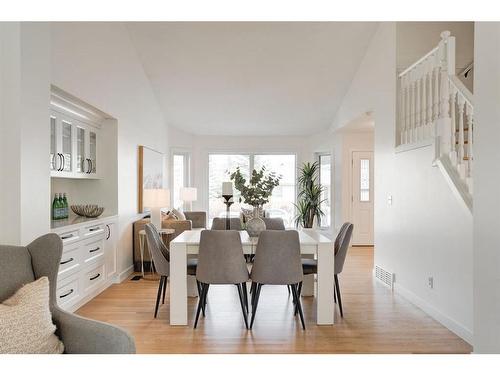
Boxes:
[143,188,170,229]
[180,187,197,211]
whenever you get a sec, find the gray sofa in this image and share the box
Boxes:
[0,233,136,354]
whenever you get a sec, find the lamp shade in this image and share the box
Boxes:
[143,188,170,208]
[222,182,233,196]
[180,187,197,202]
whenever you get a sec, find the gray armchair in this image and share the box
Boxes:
[0,233,136,354]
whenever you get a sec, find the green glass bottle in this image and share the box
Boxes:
[57,194,64,220]
[52,194,58,220]
[62,193,68,219]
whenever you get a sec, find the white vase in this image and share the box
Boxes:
[246,206,266,238]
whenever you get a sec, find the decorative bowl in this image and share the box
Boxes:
[71,204,105,218]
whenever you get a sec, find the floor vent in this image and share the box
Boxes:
[375,265,394,289]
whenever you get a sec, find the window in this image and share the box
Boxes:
[208,153,296,226]
[209,154,250,221]
[254,154,296,227]
[360,158,370,202]
[319,154,331,228]
[172,153,190,210]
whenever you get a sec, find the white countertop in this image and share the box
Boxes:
[51,213,118,232]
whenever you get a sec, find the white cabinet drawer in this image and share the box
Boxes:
[58,229,80,245]
[83,263,105,293]
[56,274,81,309]
[58,245,81,281]
[83,224,105,238]
[83,237,104,265]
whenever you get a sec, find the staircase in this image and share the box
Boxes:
[397,31,474,213]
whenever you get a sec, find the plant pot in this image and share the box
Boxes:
[246,207,266,238]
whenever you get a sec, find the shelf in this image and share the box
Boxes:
[51,213,117,231]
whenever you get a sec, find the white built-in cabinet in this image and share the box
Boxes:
[53,217,118,312]
[50,108,100,179]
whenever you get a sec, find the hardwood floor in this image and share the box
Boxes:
[76,247,472,353]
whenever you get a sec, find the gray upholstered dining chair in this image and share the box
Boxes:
[0,233,135,354]
[262,217,285,230]
[211,217,243,230]
[145,223,201,318]
[301,222,354,317]
[194,230,250,329]
[249,230,305,329]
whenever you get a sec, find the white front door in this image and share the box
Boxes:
[351,151,374,245]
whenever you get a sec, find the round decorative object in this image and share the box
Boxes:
[245,206,266,238]
[71,204,105,218]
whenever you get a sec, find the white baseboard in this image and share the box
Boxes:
[117,265,134,283]
[393,282,473,344]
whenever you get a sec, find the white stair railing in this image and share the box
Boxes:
[398,31,474,199]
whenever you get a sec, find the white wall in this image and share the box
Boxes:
[0,23,50,245]
[331,23,473,343]
[473,22,500,353]
[50,22,169,276]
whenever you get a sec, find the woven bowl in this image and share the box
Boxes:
[71,204,105,218]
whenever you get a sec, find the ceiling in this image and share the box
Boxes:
[127,22,378,136]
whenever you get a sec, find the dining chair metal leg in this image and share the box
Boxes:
[196,280,206,317]
[154,276,164,318]
[334,278,337,304]
[294,281,303,316]
[287,285,291,295]
[251,282,257,307]
[242,282,249,313]
[334,274,343,317]
[194,283,209,328]
[250,281,256,295]
[250,283,262,329]
[291,284,305,330]
[162,276,167,304]
[236,284,249,329]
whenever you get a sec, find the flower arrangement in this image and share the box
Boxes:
[230,166,281,208]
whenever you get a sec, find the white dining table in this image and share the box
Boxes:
[169,229,335,325]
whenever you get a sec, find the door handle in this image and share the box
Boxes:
[60,257,74,265]
[89,247,100,253]
[59,289,74,298]
[60,154,65,171]
[57,153,62,171]
[90,273,101,281]
[106,224,110,240]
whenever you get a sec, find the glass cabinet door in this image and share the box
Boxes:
[61,120,73,172]
[50,116,57,171]
[76,126,86,173]
[89,130,97,174]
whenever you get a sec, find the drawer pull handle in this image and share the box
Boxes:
[88,227,100,232]
[59,289,74,298]
[60,257,74,265]
[61,234,74,240]
[90,273,101,281]
[89,247,100,253]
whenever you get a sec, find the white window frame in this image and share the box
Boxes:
[206,151,297,223]
[170,149,191,210]
[317,152,332,230]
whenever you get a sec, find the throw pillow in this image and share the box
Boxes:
[0,276,64,354]
[172,208,186,220]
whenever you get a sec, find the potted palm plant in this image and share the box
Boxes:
[294,161,326,228]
